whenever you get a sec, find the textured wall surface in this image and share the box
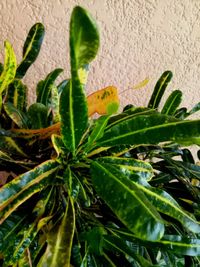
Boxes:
[0,0,200,110]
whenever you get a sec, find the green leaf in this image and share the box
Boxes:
[37,68,63,106]
[103,235,154,267]
[91,161,164,241]
[0,136,26,157]
[148,71,173,109]
[97,114,200,147]
[57,79,69,95]
[161,90,182,115]
[60,80,88,154]
[84,115,110,153]
[0,41,17,95]
[38,197,75,267]
[16,23,45,79]
[70,6,100,70]
[28,103,48,129]
[4,102,28,128]
[105,162,200,234]
[0,160,59,223]
[147,235,200,256]
[50,84,60,123]
[186,102,200,117]
[6,79,27,111]
[174,107,187,119]
[97,156,153,181]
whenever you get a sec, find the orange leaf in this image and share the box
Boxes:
[87,86,119,116]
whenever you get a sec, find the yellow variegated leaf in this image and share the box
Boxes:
[87,86,119,115]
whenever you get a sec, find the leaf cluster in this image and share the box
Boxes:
[0,5,200,267]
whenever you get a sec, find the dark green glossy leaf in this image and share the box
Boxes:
[103,235,154,267]
[181,148,195,164]
[6,79,27,111]
[16,23,45,78]
[0,41,17,95]
[161,90,182,115]
[97,156,153,181]
[60,80,88,154]
[91,161,164,241]
[186,102,200,117]
[57,79,69,95]
[38,197,75,267]
[70,6,99,70]
[37,68,63,106]
[148,71,173,109]
[174,107,187,119]
[147,235,200,256]
[80,227,106,255]
[97,114,200,147]
[28,103,48,129]
[4,102,28,128]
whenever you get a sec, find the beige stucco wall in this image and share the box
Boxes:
[0,0,200,110]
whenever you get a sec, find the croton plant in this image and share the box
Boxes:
[0,5,200,267]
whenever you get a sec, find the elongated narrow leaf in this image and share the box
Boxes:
[97,114,200,147]
[84,115,110,153]
[70,6,99,70]
[148,71,173,109]
[87,86,119,116]
[51,84,60,123]
[97,156,153,181]
[103,235,154,267]
[0,41,17,95]
[186,102,200,117]
[38,198,75,267]
[105,163,200,234]
[60,80,88,154]
[175,107,187,119]
[0,160,58,215]
[16,23,45,78]
[28,103,48,129]
[161,90,182,115]
[6,79,27,111]
[0,136,26,156]
[91,161,164,241]
[37,68,63,106]
[147,235,200,256]
[4,102,28,128]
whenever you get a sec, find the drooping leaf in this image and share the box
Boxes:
[38,197,75,267]
[91,161,164,241]
[97,114,200,147]
[87,86,119,116]
[28,103,48,129]
[36,68,63,106]
[16,23,45,78]
[60,80,88,154]
[148,71,173,109]
[6,79,27,111]
[161,90,182,115]
[57,79,69,95]
[105,162,200,234]
[0,41,17,98]
[4,102,28,128]
[70,6,100,70]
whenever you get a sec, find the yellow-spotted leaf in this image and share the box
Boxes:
[87,86,119,116]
